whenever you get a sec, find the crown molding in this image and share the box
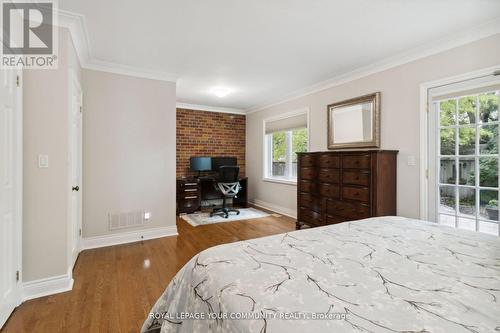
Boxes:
[84,60,178,82]
[58,9,92,66]
[247,17,500,114]
[176,102,246,115]
[57,10,178,83]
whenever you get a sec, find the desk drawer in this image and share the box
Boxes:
[342,155,371,169]
[318,169,340,184]
[342,186,370,203]
[299,207,324,226]
[300,180,318,193]
[327,199,370,220]
[318,154,340,168]
[319,183,340,198]
[300,167,317,180]
[299,154,316,167]
[342,171,370,186]
[299,193,322,213]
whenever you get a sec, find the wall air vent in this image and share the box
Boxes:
[108,210,145,230]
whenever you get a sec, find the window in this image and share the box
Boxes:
[435,89,499,235]
[264,110,309,183]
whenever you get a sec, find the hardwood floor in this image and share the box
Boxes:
[2,212,295,333]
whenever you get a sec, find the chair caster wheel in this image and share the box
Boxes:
[237,211,240,215]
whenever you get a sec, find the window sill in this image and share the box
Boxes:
[262,177,297,186]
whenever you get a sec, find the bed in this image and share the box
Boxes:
[142,216,500,333]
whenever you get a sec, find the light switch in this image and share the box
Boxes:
[144,212,151,221]
[407,155,416,166]
[38,154,49,168]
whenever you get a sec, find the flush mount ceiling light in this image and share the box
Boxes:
[210,87,233,98]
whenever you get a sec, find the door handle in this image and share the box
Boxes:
[72,186,79,192]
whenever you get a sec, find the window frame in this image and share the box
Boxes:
[262,108,310,185]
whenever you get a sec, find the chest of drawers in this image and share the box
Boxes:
[296,150,398,229]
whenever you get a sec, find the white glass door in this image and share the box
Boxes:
[431,82,499,235]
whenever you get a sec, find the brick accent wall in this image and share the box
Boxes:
[176,108,246,178]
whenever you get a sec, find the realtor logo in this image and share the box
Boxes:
[1,0,58,68]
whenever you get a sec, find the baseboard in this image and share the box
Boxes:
[81,225,178,250]
[251,199,297,219]
[22,274,74,301]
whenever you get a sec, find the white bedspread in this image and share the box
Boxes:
[142,216,500,333]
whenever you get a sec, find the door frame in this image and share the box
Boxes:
[419,65,500,221]
[0,69,23,329]
[67,70,83,272]
[13,69,23,306]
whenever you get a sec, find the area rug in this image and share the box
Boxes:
[180,208,270,227]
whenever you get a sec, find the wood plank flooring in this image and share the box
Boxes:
[2,212,295,333]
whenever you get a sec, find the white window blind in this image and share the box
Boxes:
[265,113,307,134]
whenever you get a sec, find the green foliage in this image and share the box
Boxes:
[271,132,286,162]
[271,128,308,163]
[292,128,308,162]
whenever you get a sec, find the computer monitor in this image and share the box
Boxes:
[190,157,212,177]
[211,156,237,172]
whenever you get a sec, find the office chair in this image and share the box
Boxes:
[210,165,241,218]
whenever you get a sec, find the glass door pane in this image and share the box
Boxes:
[435,87,499,235]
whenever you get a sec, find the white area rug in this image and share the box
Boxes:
[180,208,270,227]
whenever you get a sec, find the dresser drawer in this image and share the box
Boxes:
[342,186,370,202]
[300,167,317,180]
[299,207,324,226]
[300,180,318,193]
[342,171,370,186]
[319,183,340,198]
[326,215,347,225]
[342,155,371,169]
[299,154,316,167]
[318,169,340,183]
[299,193,322,213]
[327,200,370,220]
[318,154,340,168]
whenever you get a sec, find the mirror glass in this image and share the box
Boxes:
[331,102,373,144]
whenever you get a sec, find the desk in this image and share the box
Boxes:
[176,177,248,215]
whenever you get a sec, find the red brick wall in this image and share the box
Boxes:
[176,108,246,178]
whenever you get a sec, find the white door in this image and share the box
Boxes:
[427,75,500,236]
[0,69,22,328]
[69,78,82,268]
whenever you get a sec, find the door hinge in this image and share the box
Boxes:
[425,169,429,179]
[79,106,82,113]
[16,270,20,281]
[16,75,20,87]
[79,228,82,236]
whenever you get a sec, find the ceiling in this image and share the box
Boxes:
[60,0,500,111]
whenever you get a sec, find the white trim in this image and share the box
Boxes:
[81,225,178,250]
[58,10,92,67]
[22,274,74,302]
[176,103,246,115]
[419,65,500,221]
[84,60,178,83]
[247,17,500,114]
[262,177,297,186]
[14,69,23,307]
[251,199,297,219]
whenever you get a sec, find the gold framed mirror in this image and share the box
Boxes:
[327,92,380,149]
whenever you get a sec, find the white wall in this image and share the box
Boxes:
[246,34,500,219]
[23,28,82,282]
[82,70,176,238]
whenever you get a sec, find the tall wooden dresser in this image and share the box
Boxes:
[296,150,398,229]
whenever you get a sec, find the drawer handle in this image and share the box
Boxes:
[185,189,198,192]
[185,183,197,186]
[185,196,198,199]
